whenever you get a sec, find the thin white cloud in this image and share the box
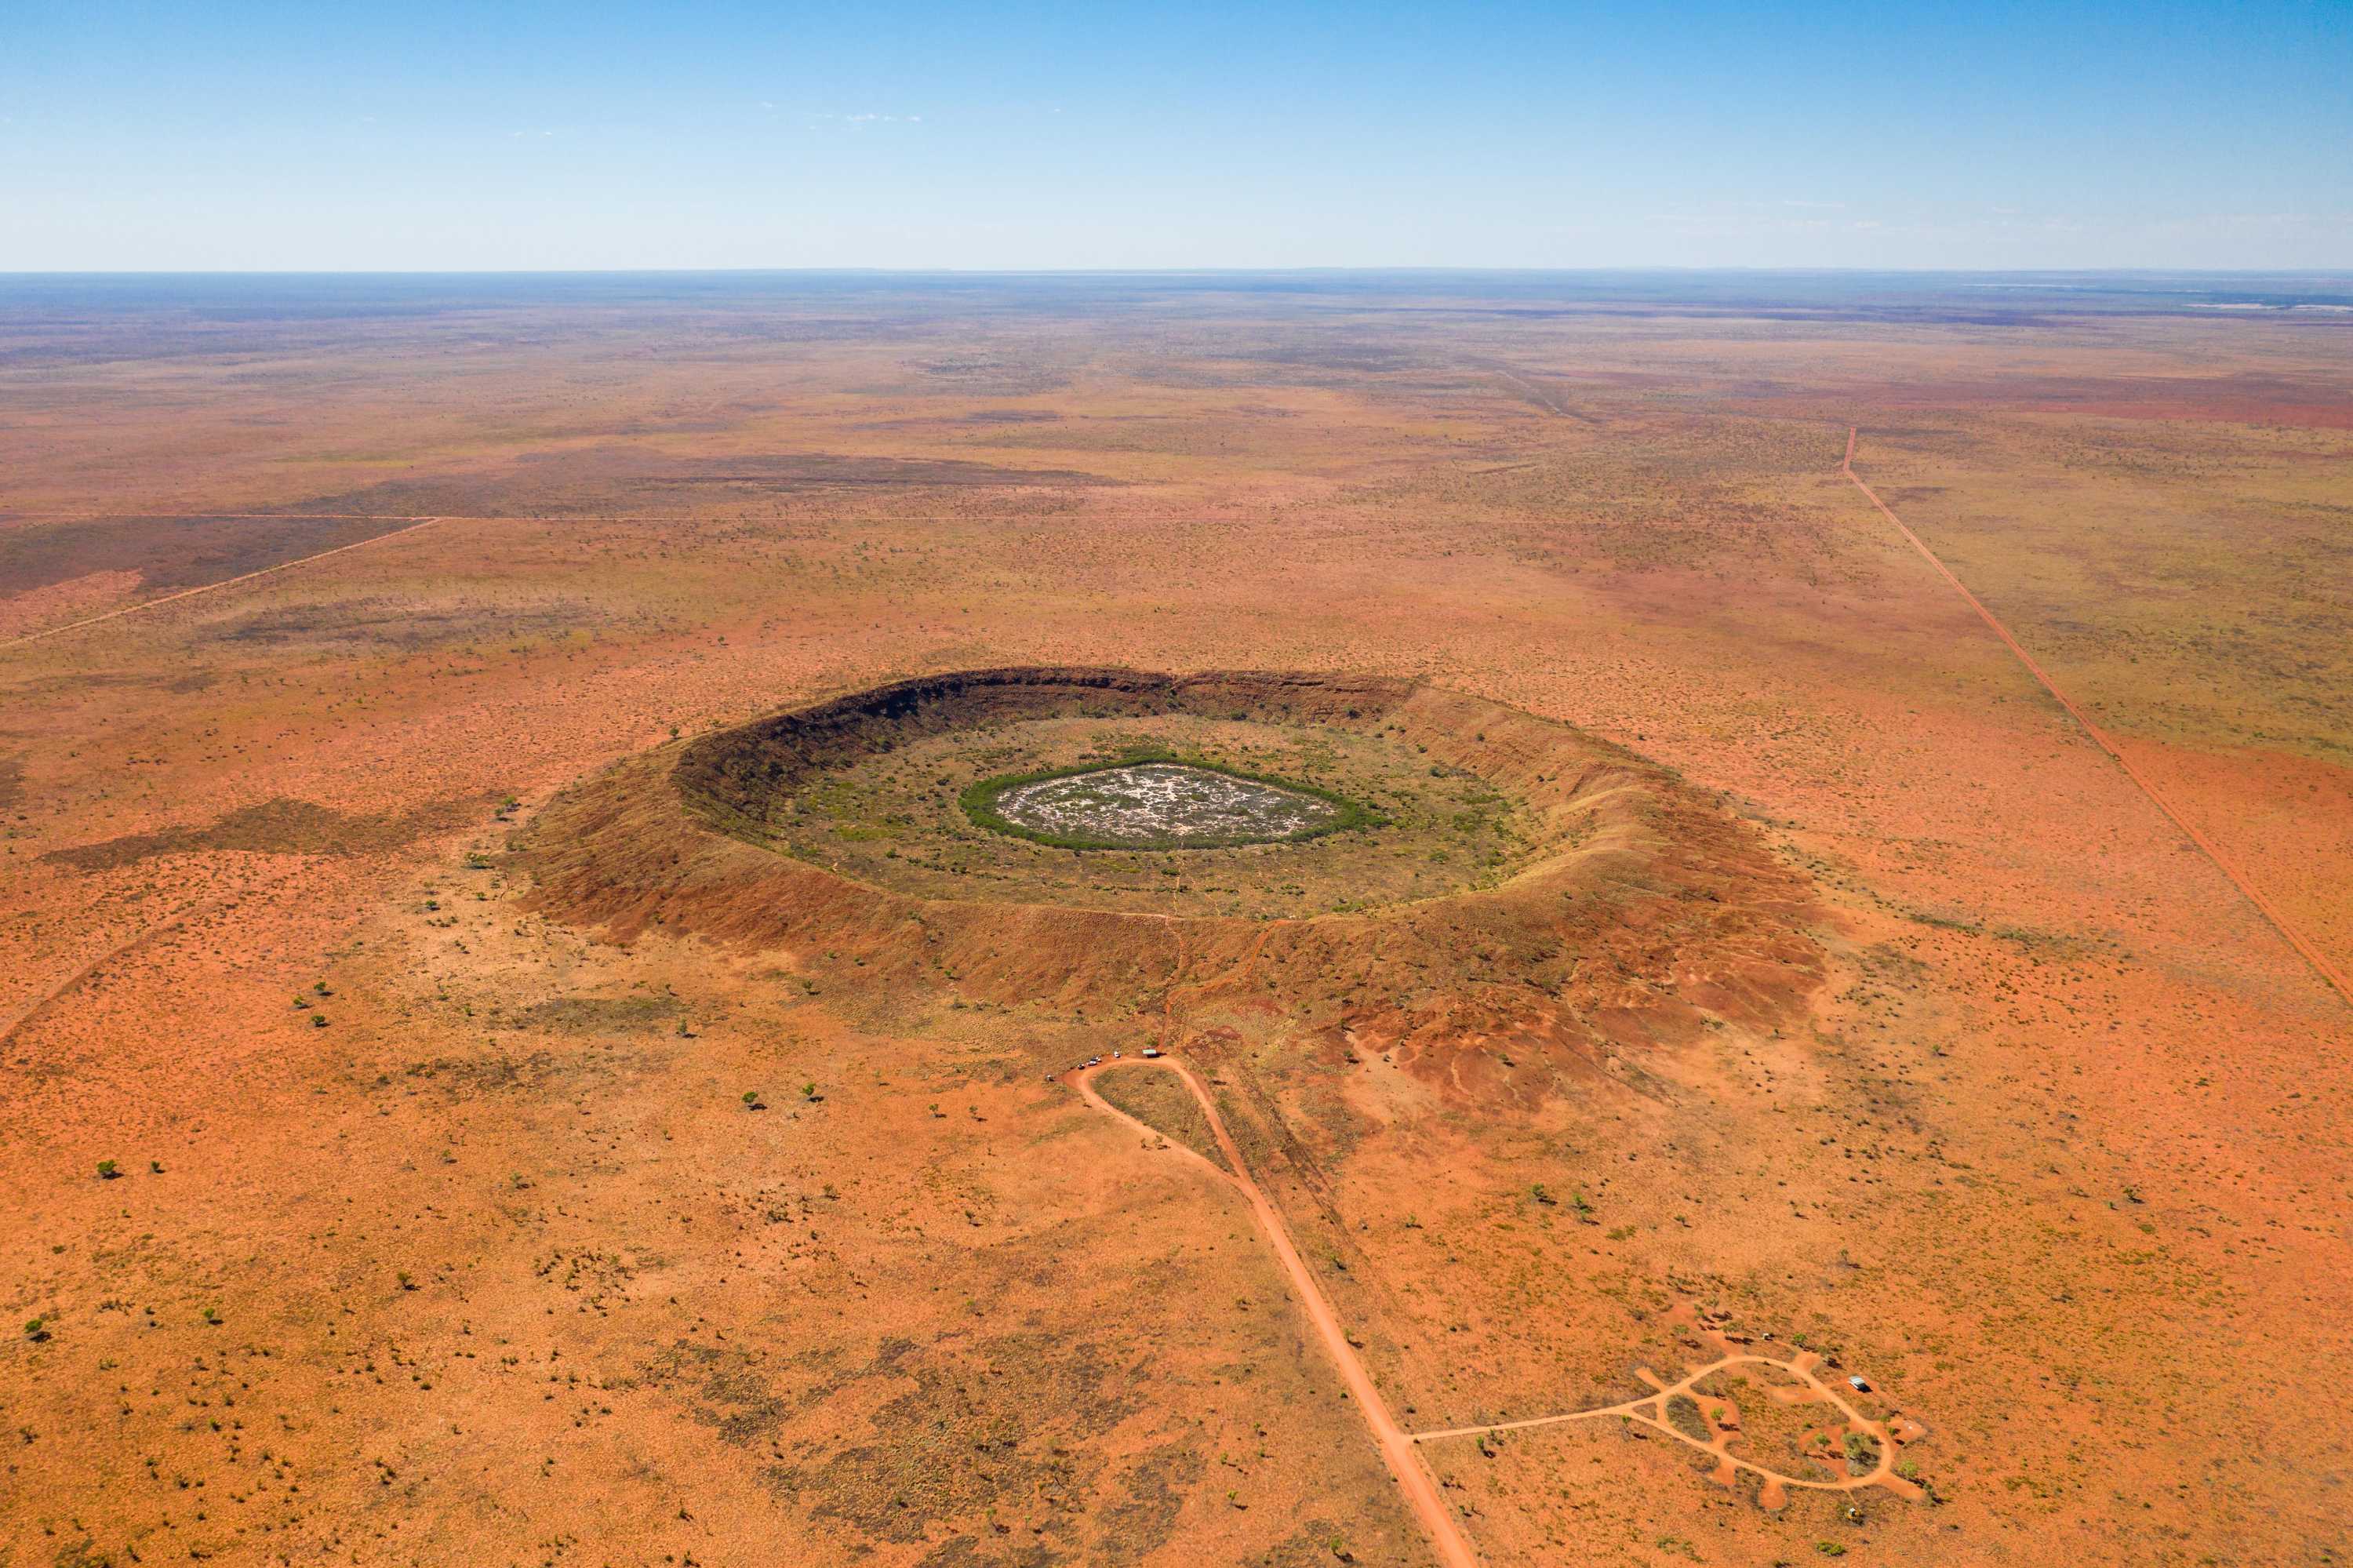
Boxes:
[806,111,924,129]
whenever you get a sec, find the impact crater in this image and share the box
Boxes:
[518,667,1825,1093]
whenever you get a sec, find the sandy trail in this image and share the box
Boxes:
[1842,427,2352,1010]
[1070,1057,1482,1568]
[1409,1341,1923,1509]
[1478,364,1597,424]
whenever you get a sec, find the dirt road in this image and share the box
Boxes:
[1070,1057,1482,1568]
[1843,427,2352,1010]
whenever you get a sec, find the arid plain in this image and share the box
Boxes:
[2,273,2349,1567]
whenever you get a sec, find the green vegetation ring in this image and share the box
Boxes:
[653,665,1558,919]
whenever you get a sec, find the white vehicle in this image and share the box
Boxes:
[1141,1047,1162,1058]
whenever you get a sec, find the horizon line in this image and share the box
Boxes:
[5,264,2351,279]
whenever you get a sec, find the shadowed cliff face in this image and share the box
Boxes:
[671,665,1416,833]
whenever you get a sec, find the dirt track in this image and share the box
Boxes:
[1069,1056,1482,1568]
[1410,1337,1924,1510]
[1843,426,2353,1010]
[1073,1053,1926,1548]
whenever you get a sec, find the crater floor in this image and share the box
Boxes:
[670,671,1542,919]
[980,761,1351,849]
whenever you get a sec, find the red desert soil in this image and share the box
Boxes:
[1072,1056,1479,1568]
[2,275,2348,1567]
[1073,1055,1918,1562]
[1843,426,2351,1005]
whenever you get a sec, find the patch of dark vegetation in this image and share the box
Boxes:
[614,453,1112,489]
[275,449,1112,517]
[0,756,22,812]
[397,1050,570,1093]
[769,1333,1140,1546]
[911,1540,1058,1568]
[219,597,587,648]
[0,514,420,602]
[1665,1393,1712,1442]
[643,1341,791,1447]
[1090,1065,1231,1173]
[42,795,479,871]
[1094,1441,1205,1559]
[962,755,1377,851]
[1899,906,1982,935]
[1237,338,1425,373]
[964,409,1063,424]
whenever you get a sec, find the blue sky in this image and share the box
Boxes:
[4,1,2348,270]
